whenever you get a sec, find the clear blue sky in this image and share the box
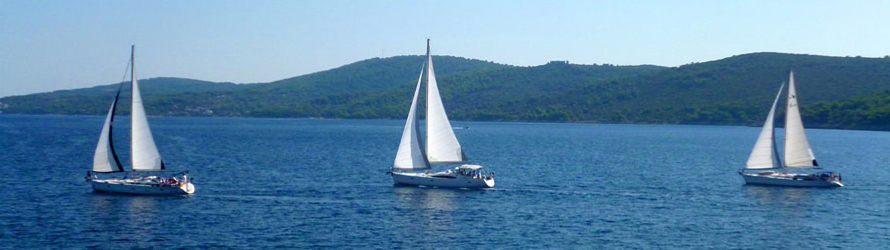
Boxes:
[1,0,888,97]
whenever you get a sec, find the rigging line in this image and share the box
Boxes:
[119,57,132,86]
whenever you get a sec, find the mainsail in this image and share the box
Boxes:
[394,64,431,170]
[424,40,467,164]
[745,83,784,169]
[783,71,818,168]
[92,83,124,173]
[129,45,165,171]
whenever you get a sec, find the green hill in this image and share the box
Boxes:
[495,53,890,126]
[296,53,890,127]
[215,55,514,117]
[0,55,660,117]
[2,53,890,130]
[0,56,511,116]
[0,77,241,115]
[297,60,666,120]
[804,90,890,130]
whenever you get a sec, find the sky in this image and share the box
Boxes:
[1,0,888,97]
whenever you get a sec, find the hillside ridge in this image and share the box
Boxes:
[3,52,890,130]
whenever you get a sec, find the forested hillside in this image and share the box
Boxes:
[499,53,890,126]
[2,53,890,130]
[0,56,511,116]
[804,90,890,130]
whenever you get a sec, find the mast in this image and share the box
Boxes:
[425,38,430,152]
[130,45,135,171]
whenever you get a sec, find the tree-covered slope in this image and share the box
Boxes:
[0,56,510,116]
[3,52,890,131]
[803,90,890,130]
[496,53,890,125]
[0,77,241,115]
[216,55,513,117]
[284,61,666,119]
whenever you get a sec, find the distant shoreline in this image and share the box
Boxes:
[2,113,886,132]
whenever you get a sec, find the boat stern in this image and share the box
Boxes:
[483,177,495,188]
[180,182,196,194]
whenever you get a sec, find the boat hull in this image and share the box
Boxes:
[392,172,494,188]
[740,172,842,188]
[90,179,195,195]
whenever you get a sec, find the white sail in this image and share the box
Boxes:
[394,64,430,170]
[129,46,164,171]
[424,40,467,164]
[745,83,784,169]
[783,71,818,168]
[92,88,123,173]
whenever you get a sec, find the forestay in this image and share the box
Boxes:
[783,71,818,168]
[745,83,784,170]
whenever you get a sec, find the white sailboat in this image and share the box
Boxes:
[390,39,494,188]
[739,71,842,187]
[86,45,195,195]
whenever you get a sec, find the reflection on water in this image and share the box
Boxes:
[391,187,465,239]
[89,193,160,216]
[393,186,460,212]
[738,186,847,248]
[88,194,116,213]
[742,185,817,237]
[88,193,164,241]
[126,196,160,241]
[127,196,159,217]
[744,185,813,212]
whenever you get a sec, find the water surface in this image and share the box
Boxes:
[1,115,888,248]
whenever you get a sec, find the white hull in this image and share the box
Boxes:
[392,171,494,188]
[90,179,195,195]
[740,172,842,188]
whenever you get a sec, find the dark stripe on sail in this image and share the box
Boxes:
[414,62,430,169]
[108,81,125,172]
[772,83,784,169]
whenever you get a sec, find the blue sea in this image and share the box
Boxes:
[1,115,889,248]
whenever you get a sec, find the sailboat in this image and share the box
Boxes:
[739,71,842,187]
[86,45,195,195]
[390,39,494,188]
